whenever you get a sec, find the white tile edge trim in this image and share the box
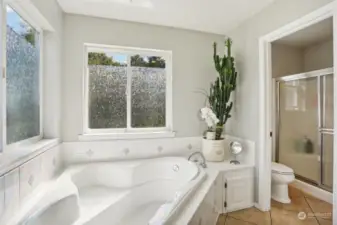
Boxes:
[0,138,60,176]
[78,131,176,141]
[292,179,333,204]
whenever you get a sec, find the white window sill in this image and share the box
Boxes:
[0,138,60,176]
[78,131,176,141]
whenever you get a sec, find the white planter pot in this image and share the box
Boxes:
[202,138,226,162]
[206,132,216,140]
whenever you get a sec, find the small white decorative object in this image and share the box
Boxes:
[202,138,225,162]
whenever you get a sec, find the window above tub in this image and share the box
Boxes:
[80,44,174,140]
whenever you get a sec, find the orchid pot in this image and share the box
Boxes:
[202,138,226,162]
[206,131,216,140]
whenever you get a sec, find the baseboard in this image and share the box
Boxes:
[253,202,270,212]
[213,213,220,225]
[292,179,332,204]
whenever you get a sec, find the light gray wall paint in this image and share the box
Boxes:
[226,0,333,204]
[304,39,333,72]
[62,14,225,141]
[31,0,64,138]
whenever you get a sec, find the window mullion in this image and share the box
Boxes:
[126,55,132,131]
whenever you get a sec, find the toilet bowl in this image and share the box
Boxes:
[271,162,295,204]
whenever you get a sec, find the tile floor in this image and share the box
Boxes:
[216,185,332,225]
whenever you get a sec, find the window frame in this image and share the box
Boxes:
[0,2,44,150]
[83,43,173,137]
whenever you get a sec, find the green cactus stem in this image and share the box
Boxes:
[209,38,237,140]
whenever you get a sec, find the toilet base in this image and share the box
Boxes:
[271,183,291,204]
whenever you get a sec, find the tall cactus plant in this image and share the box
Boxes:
[209,38,237,140]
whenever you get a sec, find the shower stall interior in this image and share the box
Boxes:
[276,67,334,192]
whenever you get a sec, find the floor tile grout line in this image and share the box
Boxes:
[269,209,272,225]
[227,215,260,225]
[304,195,321,225]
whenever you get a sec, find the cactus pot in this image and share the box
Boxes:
[202,138,225,162]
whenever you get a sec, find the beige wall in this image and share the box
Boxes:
[227,0,333,202]
[272,38,333,78]
[62,14,225,141]
[304,39,333,71]
[271,43,303,78]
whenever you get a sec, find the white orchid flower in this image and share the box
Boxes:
[200,107,219,129]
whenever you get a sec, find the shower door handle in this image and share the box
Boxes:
[318,128,334,134]
[317,155,321,162]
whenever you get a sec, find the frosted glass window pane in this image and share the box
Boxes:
[6,7,40,144]
[88,53,127,128]
[131,55,166,128]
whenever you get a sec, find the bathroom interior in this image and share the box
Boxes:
[271,17,334,194]
[0,0,335,225]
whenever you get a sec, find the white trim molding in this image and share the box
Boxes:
[8,0,54,32]
[78,131,176,141]
[258,1,337,212]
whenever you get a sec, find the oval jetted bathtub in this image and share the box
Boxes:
[8,157,206,225]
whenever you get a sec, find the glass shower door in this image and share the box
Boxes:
[278,77,320,184]
[320,74,334,189]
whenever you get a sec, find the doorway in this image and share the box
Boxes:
[258,2,336,212]
[271,18,334,192]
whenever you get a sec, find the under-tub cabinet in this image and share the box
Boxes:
[222,168,254,213]
[189,165,254,225]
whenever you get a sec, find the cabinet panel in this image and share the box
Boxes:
[223,168,254,213]
[225,176,254,212]
[214,173,223,214]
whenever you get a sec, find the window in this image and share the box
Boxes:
[83,44,172,137]
[2,5,43,146]
[283,80,306,112]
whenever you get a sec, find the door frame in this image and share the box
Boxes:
[258,1,337,213]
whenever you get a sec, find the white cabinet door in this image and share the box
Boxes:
[225,176,254,212]
[214,173,223,214]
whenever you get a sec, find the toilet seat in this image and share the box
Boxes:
[271,162,293,175]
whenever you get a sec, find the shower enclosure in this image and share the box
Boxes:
[276,68,334,192]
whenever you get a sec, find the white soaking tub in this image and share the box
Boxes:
[8,157,206,225]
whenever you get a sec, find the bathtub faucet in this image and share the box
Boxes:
[188,152,207,168]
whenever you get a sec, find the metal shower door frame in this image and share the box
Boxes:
[275,68,334,192]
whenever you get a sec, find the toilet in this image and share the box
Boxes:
[271,162,295,204]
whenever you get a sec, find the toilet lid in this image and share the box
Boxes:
[271,162,293,174]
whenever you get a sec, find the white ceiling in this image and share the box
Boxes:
[57,0,275,34]
[275,17,333,48]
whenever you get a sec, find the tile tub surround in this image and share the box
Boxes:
[61,135,255,165]
[0,145,61,224]
[216,185,332,225]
